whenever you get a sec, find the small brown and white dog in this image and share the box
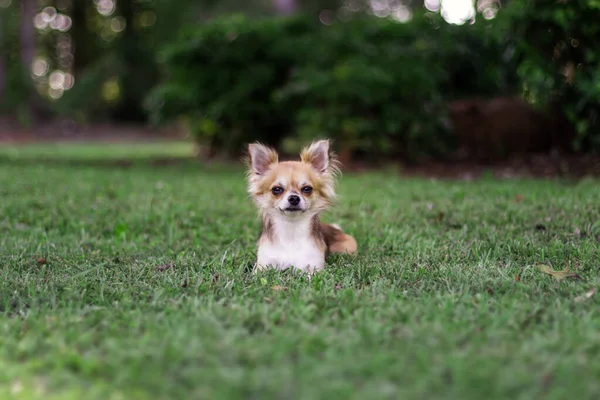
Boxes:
[246,139,357,274]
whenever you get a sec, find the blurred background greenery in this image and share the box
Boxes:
[0,0,598,163]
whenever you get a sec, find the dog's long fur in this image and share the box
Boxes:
[245,139,357,274]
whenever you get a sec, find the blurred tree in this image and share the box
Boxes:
[274,0,298,14]
[20,0,35,72]
[2,0,461,126]
[111,0,160,121]
[0,0,22,112]
[71,0,101,77]
[50,0,207,123]
[20,0,41,120]
[0,13,5,100]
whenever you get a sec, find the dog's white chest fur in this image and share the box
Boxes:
[256,217,324,273]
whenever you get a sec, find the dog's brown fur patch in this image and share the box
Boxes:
[260,216,274,242]
[311,217,357,255]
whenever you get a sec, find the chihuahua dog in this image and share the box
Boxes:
[246,139,357,274]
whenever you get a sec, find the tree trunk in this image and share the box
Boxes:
[71,0,98,77]
[274,0,297,14]
[0,13,5,101]
[20,0,35,71]
[111,0,158,122]
[20,0,40,121]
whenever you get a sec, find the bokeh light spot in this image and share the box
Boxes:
[345,0,363,12]
[441,0,475,25]
[425,0,441,12]
[42,7,57,22]
[319,9,335,25]
[102,79,121,103]
[63,73,75,90]
[95,0,116,16]
[32,58,50,77]
[139,11,157,28]
[48,87,64,99]
[392,6,412,23]
[34,13,49,30]
[49,70,66,90]
[111,16,127,32]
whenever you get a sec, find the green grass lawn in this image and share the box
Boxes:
[0,141,195,162]
[1,143,599,399]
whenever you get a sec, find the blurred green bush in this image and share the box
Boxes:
[147,11,519,161]
[147,15,313,157]
[499,0,600,152]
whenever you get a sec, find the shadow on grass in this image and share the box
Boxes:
[1,153,599,180]
[0,155,201,169]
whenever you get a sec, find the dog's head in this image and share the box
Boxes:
[246,140,340,218]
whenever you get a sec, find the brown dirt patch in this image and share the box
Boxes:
[1,119,598,180]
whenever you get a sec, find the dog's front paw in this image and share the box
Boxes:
[252,263,270,274]
[301,264,324,277]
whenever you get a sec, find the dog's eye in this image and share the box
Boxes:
[271,186,284,195]
[301,186,313,194]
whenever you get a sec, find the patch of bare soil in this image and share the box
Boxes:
[394,153,600,180]
[337,151,600,180]
[1,118,598,180]
[0,118,186,143]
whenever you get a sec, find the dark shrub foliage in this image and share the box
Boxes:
[148,12,519,160]
[499,0,600,152]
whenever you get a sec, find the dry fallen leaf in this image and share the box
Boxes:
[271,285,288,291]
[515,194,524,202]
[156,264,172,271]
[541,372,553,390]
[36,258,47,265]
[536,263,581,281]
[574,228,586,239]
[574,288,596,303]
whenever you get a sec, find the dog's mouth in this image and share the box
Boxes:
[281,206,304,213]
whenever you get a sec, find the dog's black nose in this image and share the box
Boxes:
[288,195,300,206]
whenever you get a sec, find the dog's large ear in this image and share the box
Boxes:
[300,140,332,174]
[247,143,278,175]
